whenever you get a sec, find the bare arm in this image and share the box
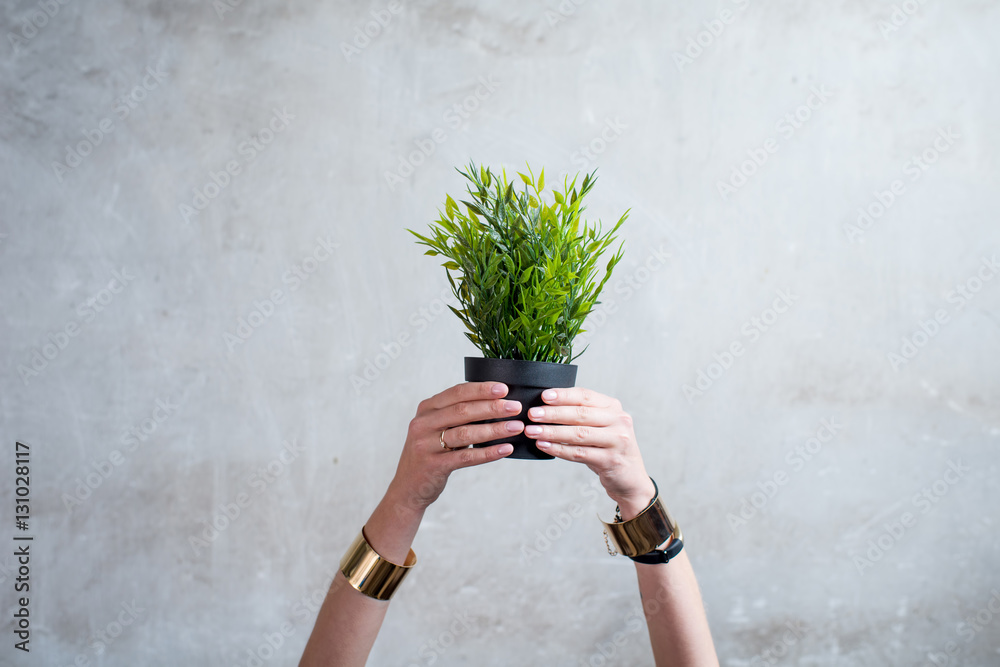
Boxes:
[297,488,424,666]
[299,381,523,667]
[526,388,720,667]
[633,552,718,666]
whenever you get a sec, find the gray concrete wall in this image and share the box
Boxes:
[2,1,998,665]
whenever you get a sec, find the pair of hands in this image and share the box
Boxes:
[387,382,656,519]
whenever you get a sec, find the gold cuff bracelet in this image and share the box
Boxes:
[339,527,416,601]
[601,491,679,558]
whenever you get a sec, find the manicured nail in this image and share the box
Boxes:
[504,400,521,412]
[492,383,506,396]
[497,444,514,456]
[542,389,557,401]
[505,420,523,432]
[524,425,542,436]
[536,440,551,449]
[528,407,544,419]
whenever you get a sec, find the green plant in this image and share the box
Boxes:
[409,161,627,363]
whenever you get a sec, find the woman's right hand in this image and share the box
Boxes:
[386,381,523,513]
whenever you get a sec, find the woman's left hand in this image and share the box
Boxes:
[524,387,657,519]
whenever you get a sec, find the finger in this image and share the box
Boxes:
[429,396,522,430]
[522,423,619,448]
[445,443,515,470]
[422,382,508,413]
[443,419,525,448]
[526,404,615,427]
[539,387,616,409]
[535,440,609,465]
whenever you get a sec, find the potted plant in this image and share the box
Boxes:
[410,161,627,459]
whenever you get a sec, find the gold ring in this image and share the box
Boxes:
[439,430,449,449]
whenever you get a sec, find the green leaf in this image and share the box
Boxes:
[412,161,626,362]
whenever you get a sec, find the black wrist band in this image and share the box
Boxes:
[629,537,684,564]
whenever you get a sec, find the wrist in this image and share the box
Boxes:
[602,477,682,560]
[610,476,657,521]
[384,479,428,518]
[364,486,425,564]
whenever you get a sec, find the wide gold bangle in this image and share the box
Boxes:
[339,527,416,601]
[601,482,679,558]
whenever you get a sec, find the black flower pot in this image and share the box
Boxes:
[464,356,578,460]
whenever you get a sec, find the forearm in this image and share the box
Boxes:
[299,487,424,667]
[526,388,719,665]
[297,381,516,665]
[615,489,718,667]
[635,553,719,667]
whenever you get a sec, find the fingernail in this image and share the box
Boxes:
[505,420,523,432]
[492,383,506,396]
[498,444,514,455]
[542,389,557,401]
[504,400,521,412]
[528,407,544,419]
[525,425,542,436]
[536,440,551,449]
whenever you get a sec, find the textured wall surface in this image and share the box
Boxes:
[2,1,999,665]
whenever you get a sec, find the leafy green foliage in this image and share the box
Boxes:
[409,161,627,364]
